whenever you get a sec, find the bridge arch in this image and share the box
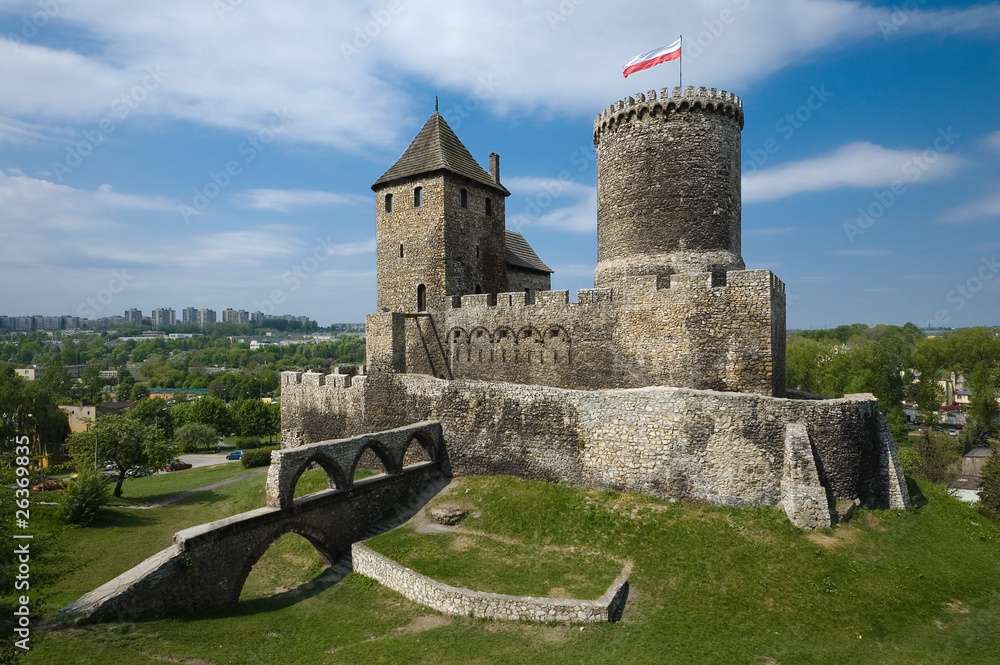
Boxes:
[349,439,399,480]
[231,521,335,607]
[287,451,349,505]
[400,431,437,468]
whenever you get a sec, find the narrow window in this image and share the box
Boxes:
[399,243,404,258]
[413,186,423,207]
[384,193,393,212]
[475,284,482,294]
[460,188,468,208]
[475,244,480,258]
[484,197,492,216]
[416,284,426,312]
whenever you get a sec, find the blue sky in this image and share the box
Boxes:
[0,0,998,328]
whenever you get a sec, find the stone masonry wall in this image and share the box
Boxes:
[352,543,630,624]
[505,266,550,302]
[367,268,784,396]
[594,86,745,286]
[374,173,507,313]
[281,372,908,512]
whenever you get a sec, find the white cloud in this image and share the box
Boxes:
[240,188,368,212]
[0,170,177,230]
[941,193,1000,224]
[0,1,996,150]
[506,177,596,233]
[983,130,1000,153]
[0,115,75,145]
[325,238,376,257]
[743,142,962,202]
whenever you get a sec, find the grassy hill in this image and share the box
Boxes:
[21,469,1000,665]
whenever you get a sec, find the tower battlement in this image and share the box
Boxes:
[594,86,743,141]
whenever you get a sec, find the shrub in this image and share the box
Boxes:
[44,462,76,476]
[899,446,921,478]
[241,447,278,468]
[61,472,110,526]
[980,450,1000,519]
[229,435,266,450]
[913,432,960,484]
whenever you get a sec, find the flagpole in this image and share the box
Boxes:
[679,34,683,89]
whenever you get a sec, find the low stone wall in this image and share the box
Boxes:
[352,543,630,624]
[282,373,910,519]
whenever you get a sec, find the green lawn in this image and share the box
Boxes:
[21,472,1000,665]
[366,526,621,599]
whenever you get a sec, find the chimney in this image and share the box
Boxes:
[489,152,500,184]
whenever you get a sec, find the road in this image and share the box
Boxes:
[177,452,237,468]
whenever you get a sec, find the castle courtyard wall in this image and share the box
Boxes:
[281,371,906,511]
[370,268,784,396]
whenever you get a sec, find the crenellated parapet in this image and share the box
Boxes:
[593,85,743,143]
[281,370,364,390]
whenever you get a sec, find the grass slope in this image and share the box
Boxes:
[22,472,1000,665]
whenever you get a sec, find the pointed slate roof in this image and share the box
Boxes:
[372,113,510,195]
[505,230,552,274]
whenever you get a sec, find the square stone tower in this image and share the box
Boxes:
[372,113,511,312]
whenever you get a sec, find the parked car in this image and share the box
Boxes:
[126,467,155,478]
[226,450,243,461]
[162,459,193,472]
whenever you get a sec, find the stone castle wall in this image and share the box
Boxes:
[369,268,785,396]
[281,371,908,512]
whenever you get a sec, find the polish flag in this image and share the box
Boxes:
[623,39,681,78]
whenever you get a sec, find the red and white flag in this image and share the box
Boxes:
[623,39,681,78]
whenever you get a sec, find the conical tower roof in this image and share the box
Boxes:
[372,113,509,195]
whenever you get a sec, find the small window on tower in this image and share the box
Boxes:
[476,244,480,258]
[485,197,492,216]
[460,188,468,208]
[413,186,423,207]
[399,243,404,258]
[417,284,426,312]
[384,193,393,212]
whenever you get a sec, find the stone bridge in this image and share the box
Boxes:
[60,421,448,624]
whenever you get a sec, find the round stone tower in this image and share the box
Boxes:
[592,86,745,288]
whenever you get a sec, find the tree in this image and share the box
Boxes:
[73,365,106,405]
[174,422,218,452]
[189,395,234,435]
[980,450,1000,519]
[38,362,72,402]
[65,415,173,497]
[966,364,998,447]
[129,384,149,400]
[0,367,70,459]
[128,397,174,439]
[229,399,279,438]
[115,367,136,399]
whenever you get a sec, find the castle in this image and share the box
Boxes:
[62,86,914,625]
[281,85,910,528]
